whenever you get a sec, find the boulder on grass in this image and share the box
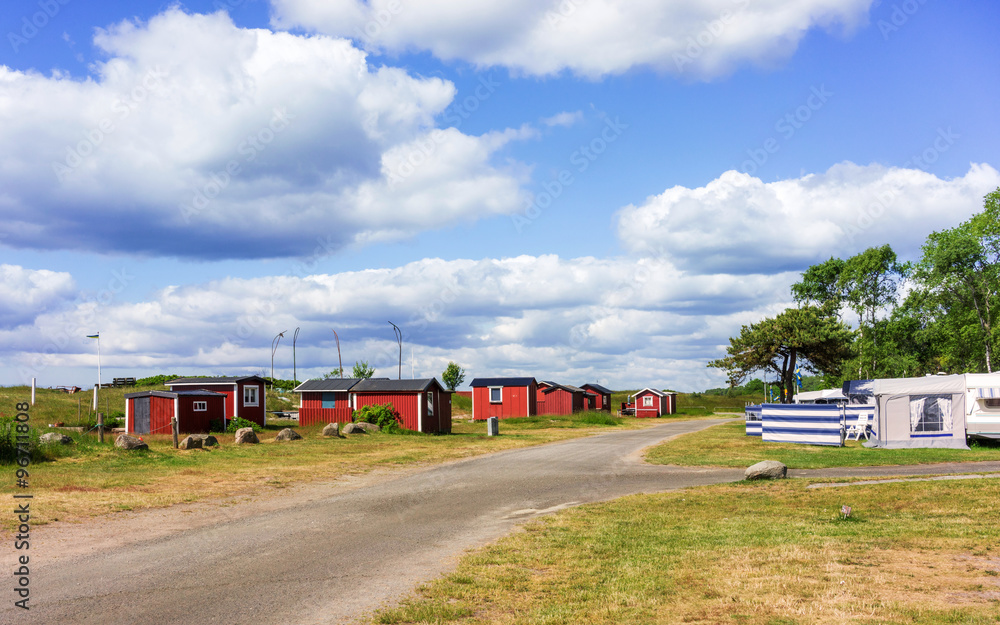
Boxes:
[234,427,259,444]
[353,422,380,433]
[745,460,787,480]
[192,434,219,447]
[274,428,303,441]
[322,423,341,437]
[115,434,149,451]
[178,435,203,450]
[40,432,73,445]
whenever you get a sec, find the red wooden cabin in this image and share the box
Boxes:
[124,390,226,435]
[470,377,537,420]
[628,388,677,417]
[580,383,613,412]
[294,378,364,426]
[166,376,268,426]
[536,382,585,415]
[350,378,452,434]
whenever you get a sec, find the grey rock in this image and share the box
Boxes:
[352,422,380,433]
[745,460,787,480]
[341,422,365,434]
[274,428,303,441]
[178,435,203,450]
[114,434,149,451]
[192,434,219,447]
[322,423,341,437]
[40,432,73,445]
[234,427,259,444]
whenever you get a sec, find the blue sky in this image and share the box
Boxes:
[1,0,998,391]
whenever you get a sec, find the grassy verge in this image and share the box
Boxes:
[0,410,653,532]
[375,477,1000,625]
[645,420,1000,469]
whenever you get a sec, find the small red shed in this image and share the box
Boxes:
[293,378,364,426]
[470,377,537,420]
[631,388,677,417]
[166,376,268,426]
[350,378,452,434]
[580,383,613,412]
[536,382,586,416]
[124,390,226,435]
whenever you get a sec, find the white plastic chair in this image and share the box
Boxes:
[846,412,871,441]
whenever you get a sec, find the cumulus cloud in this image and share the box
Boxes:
[0,265,76,328]
[0,9,529,260]
[6,255,795,391]
[270,0,874,79]
[616,162,1000,274]
[542,111,583,128]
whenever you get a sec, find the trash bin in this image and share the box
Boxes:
[487,416,499,436]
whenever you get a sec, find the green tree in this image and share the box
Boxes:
[441,361,466,391]
[791,256,845,308]
[708,304,855,403]
[911,188,1000,372]
[322,368,343,379]
[352,360,375,379]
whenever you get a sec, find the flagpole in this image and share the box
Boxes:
[89,332,101,411]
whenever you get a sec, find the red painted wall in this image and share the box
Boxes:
[176,396,224,433]
[472,384,536,420]
[537,388,582,415]
[354,392,419,431]
[299,391,354,426]
[354,389,451,433]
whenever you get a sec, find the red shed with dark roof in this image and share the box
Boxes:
[536,382,586,416]
[293,378,364,426]
[166,376,267,426]
[470,377,537,420]
[350,378,451,434]
[580,383,613,412]
[124,390,226,435]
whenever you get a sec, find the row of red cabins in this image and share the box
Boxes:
[123,375,452,435]
[469,378,676,420]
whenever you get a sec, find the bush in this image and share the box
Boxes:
[226,417,262,433]
[0,418,41,464]
[354,403,402,433]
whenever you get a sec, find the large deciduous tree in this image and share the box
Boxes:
[912,188,1000,372]
[708,304,855,403]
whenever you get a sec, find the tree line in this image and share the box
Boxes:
[710,187,1000,402]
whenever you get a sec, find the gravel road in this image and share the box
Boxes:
[6,419,999,625]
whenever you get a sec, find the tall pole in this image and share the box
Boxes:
[388,321,402,380]
[88,332,101,411]
[332,329,343,378]
[271,330,286,386]
[292,327,300,386]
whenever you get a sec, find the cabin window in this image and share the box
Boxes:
[427,392,434,415]
[985,398,1000,409]
[643,396,654,407]
[193,401,207,411]
[489,387,502,403]
[321,393,336,409]
[909,394,952,433]
[243,385,259,407]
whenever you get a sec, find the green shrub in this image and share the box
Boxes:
[354,403,402,433]
[226,417,262,433]
[0,418,41,464]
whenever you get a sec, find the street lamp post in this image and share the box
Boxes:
[271,330,287,386]
[292,327,300,386]
[388,321,402,380]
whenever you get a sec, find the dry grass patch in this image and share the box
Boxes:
[375,478,1000,625]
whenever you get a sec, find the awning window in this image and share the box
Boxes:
[975,388,1000,399]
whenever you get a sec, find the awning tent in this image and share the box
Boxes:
[863,375,969,450]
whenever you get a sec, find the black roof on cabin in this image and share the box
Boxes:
[580,383,613,395]
[293,378,365,392]
[167,376,267,386]
[470,377,537,387]
[351,378,447,393]
[540,382,585,395]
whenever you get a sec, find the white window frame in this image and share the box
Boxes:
[489,387,502,403]
[643,395,654,407]
[193,401,207,411]
[427,391,434,415]
[243,385,259,407]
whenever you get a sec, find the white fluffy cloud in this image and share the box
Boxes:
[270,0,874,78]
[0,9,528,259]
[0,265,76,328]
[6,255,795,391]
[616,162,1000,274]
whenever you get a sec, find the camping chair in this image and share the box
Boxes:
[846,412,871,441]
